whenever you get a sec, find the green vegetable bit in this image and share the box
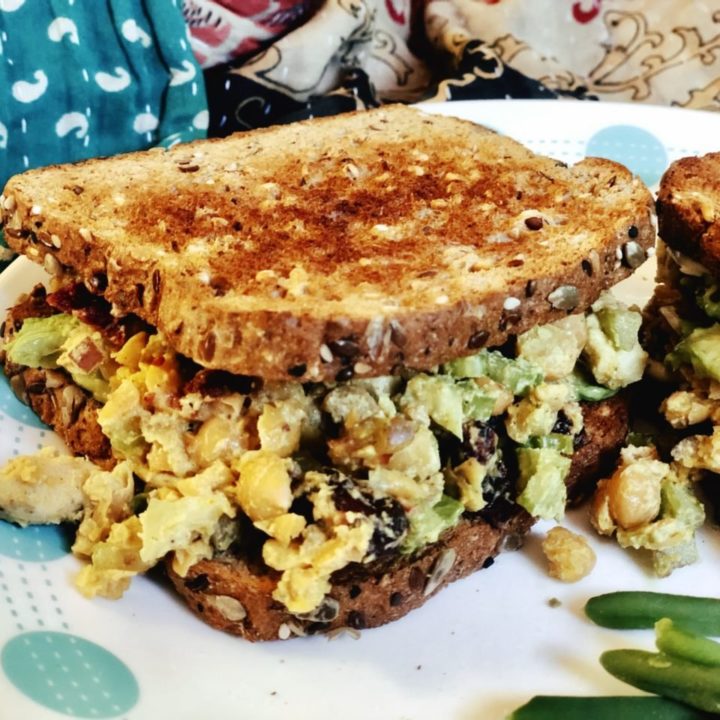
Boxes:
[444,350,543,396]
[401,494,464,554]
[656,619,720,667]
[507,695,713,720]
[601,649,720,714]
[515,446,570,521]
[695,280,720,321]
[585,592,720,636]
[596,305,643,351]
[666,324,720,383]
[570,368,617,402]
[626,431,655,447]
[5,313,81,368]
[526,433,575,456]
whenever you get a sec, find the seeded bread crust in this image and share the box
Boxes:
[1,106,654,383]
[169,395,628,641]
[657,152,720,273]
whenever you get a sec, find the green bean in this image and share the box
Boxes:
[507,695,713,719]
[656,619,720,667]
[601,649,720,714]
[586,592,720,635]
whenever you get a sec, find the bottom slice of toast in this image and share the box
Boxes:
[169,395,627,641]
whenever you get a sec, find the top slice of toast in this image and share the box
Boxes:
[657,152,720,273]
[1,105,655,382]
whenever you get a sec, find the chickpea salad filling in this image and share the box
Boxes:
[587,240,720,579]
[0,286,647,615]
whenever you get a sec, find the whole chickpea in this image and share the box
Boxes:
[607,461,664,530]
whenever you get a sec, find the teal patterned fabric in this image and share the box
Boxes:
[0,0,208,268]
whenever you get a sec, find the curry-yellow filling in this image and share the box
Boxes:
[586,240,719,577]
[0,292,646,614]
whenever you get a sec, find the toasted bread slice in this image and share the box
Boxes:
[657,153,720,271]
[1,106,654,382]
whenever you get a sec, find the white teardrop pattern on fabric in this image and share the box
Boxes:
[11,70,48,103]
[47,17,79,44]
[0,121,7,149]
[94,67,131,93]
[0,0,26,11]
[55,112,89,139]
[121,18,152,48]
[133,112,158,134]
[192,110,209,130]
[169,59,196,86]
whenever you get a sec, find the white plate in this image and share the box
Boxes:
[2,100,720,720]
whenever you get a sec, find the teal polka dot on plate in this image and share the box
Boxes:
[2,631,139,718]
[0,373,48,429]
[0,520,70,561]
[586,125,668,186]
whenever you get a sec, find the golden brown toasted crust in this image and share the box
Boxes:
[168,396,628,641]
[1,106,655,382]
[657,153,720,272]
[169,511,533,642]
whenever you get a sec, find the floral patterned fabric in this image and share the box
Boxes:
[3,3,714,269]
[428,0,720,108]
[0,0,207,183]
[199,0,434,135]
[183,0,321,68]
[2,1,718,203]
[197,0,720,137]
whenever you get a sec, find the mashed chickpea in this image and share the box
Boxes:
[542,526,596,582]
[0,448,95,526]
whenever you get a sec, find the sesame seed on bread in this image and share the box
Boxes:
[1,105,654,382]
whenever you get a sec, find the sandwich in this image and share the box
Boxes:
[639,154,720,520]
[559,153,719,581]
[0,105,654,640]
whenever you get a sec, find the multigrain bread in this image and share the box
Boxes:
[655,153,720,524]
[0,286,627,639]
[644,153,720,366]
[656,152,720,271]
[630,154,720,561]
[1,105,654,383]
